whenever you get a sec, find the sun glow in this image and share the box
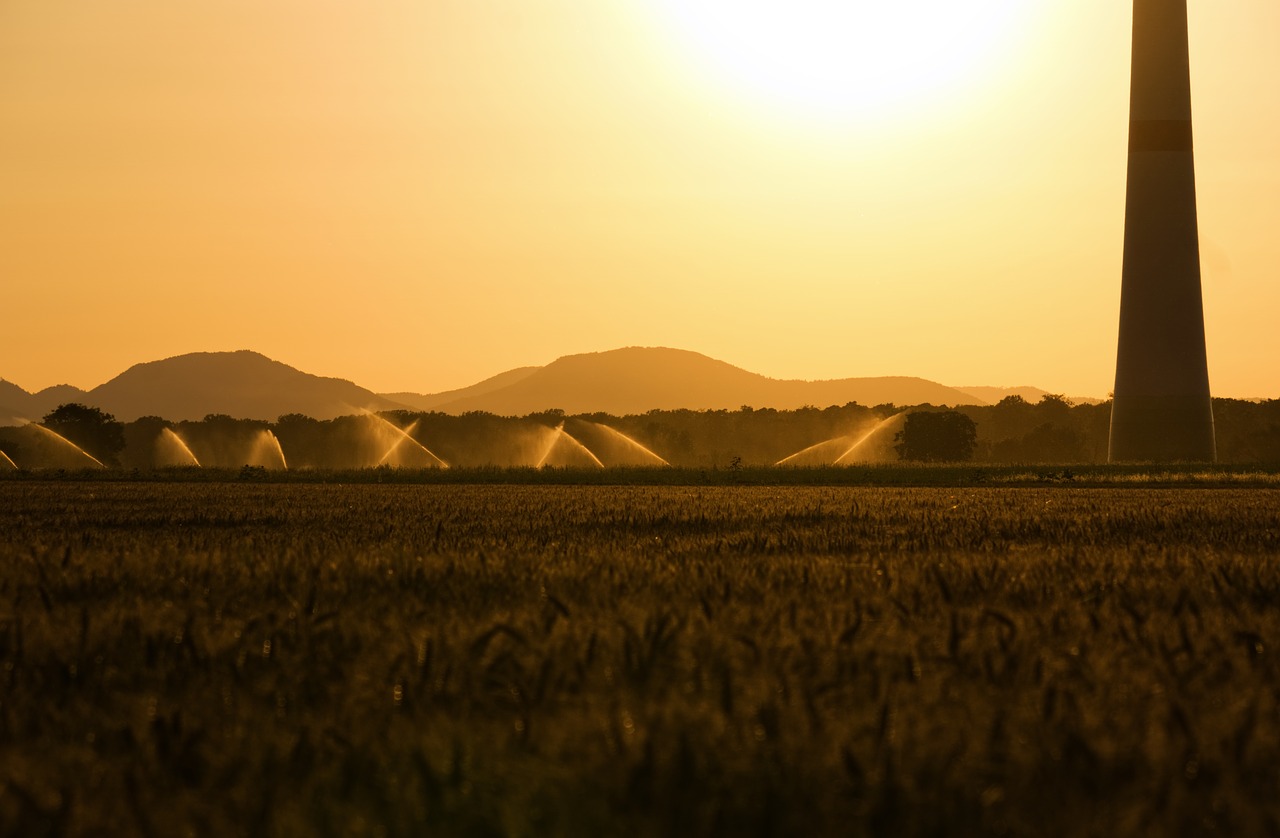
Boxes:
[655,0,1031,120]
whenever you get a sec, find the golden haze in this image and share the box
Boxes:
[1,0,1277,398]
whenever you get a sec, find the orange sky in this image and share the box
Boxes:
[2,1,1277,398]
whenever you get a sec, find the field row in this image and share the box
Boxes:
[2,483,1279,836]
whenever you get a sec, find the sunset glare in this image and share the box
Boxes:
[654,0,1033,118]
[1,0,1278,399]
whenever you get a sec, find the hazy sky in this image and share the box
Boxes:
[2,1,1277,398]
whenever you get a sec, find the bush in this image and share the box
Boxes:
[894,411,978,462]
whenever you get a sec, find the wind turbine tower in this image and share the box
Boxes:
[1109,0,1216,462]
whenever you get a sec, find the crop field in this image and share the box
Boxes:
[2,479,1280,836]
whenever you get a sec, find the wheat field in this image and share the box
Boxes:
[2,480,1279,836]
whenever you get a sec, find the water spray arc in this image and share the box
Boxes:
[374,418,449,468]
[158,428,201,467]
[577,421,670,466]
[0,450,16,470]
[833,413,904,465]
[361,412,448,468]
[28,423,106,468]
[775,438,843,467]
[247,430,288,470]
[776,412,905,466]
[535,423,605,469]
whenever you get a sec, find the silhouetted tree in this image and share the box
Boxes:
[1213,398,1280,462]
[990,422,1086,463]
[1038,393,1073,409]
[1022,422,1086,462]
[41,403,125,465]
[988,395,1032,434]
[121,415,171,469]
[894,411,977,462]
[273,413,327,468]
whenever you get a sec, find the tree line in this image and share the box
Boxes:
[1,396,1278,469]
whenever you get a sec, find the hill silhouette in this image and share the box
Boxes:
[422,347,983,416]
[957,385,1053,405]
[957,386,1105,407]
[86,351,409,421]
[0,380,91,424]
[4,347,1101,425]
[385,366,541,412]
[0,380,32,424]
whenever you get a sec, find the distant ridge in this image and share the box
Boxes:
[414,347,984,416]
[4,347,1108,425]
[956,386,1105,407]
[86,351,411,421]
[0,380,91,424]
[1,352,409,423]
[0,380,33,424]
[386,366,541,412]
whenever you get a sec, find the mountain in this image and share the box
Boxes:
[5,347,1098,425]
[87,351,410,421]
[384,366,541,412]
[0,380,91,424]
[34,385,93,416]
[0,380,32,425]
[423,347,984,416]
[956,386,1054,405]
[957,386,1105,406]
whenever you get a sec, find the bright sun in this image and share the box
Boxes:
[655,0,1031,120]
